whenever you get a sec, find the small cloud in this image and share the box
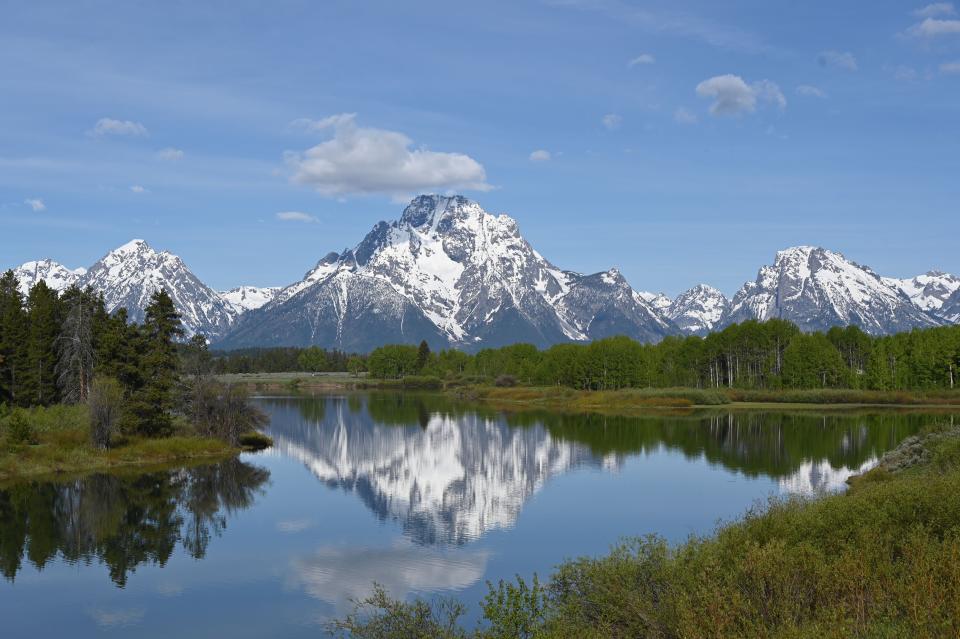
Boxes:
[90,118,148,137]
[129,185,148,194]
[286,114,490,197]
[24,198,46,212]
[157,147,184,161]
[914,2,955,17]
[818,50,858,71]
[277,519,313,533]
[887,64,919,81]
[673,107,698,124]
[628,53,655,66]
[601,113,622,130]
[906,17,960,37]
[695,74,785,116]
[528,149,552,162]
[276,211,318,223]
[941,60,960,73]
[795,84,827,98]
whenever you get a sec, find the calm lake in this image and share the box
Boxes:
[1,394,953,637]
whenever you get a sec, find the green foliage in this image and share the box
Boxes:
[368,344,421,379]
[480,575,547,639]
[238,430,273,451]
[4,409,37,445]
[327,584,467,639]
[297,345,328,372]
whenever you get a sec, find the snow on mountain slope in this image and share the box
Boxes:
[668,284,729,334]
[12,259,86,296]
[882,270,960,315]
[219,285,280,313]
[79,239,237,338]
[636,290,672,313]
[941,287,960,324]
[220,195,675,349]
[723,246,940,334]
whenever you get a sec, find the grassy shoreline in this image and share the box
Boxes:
[0,404,240,483]
[219,372,960,411]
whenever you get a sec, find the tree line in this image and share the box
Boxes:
[0,272,262,446]
[365,320,960,391]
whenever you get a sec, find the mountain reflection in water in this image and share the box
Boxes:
[0,458,270,585]
[257,394,928,546]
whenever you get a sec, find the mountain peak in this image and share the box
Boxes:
[399,194,475,229]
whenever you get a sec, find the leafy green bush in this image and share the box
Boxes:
[400,375,443,390]
[5,409,37,445]
[238,430,273,451]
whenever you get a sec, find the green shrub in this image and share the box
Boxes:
[238,430,273,451]
[5,409,37,445]
[400,375,443,390]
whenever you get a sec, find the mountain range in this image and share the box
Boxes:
[7,194,959,349]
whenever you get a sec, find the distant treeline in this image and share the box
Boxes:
[366,320,960,391]
[209,346,363,375]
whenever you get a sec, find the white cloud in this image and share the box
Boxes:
[628,53,655,66]
[941,60,960,73]
[24,198,46,212]
[529,149,552,162]
[87,607,146,628]
[907,17,960,37]
[796,84,827,98]
[157,147,184,161]
[276,519,313,533]
[286,114,490,197]
[601,113,622,129]
[695,74,785,116]
[818,50,859,71]
[90,117,148,137]
[129,185,147,193]
[673,107,698,124]
[276,211,318,223]
[914,3,956,17]
[888,64,919,81]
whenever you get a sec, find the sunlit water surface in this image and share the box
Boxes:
[1,394,951,637]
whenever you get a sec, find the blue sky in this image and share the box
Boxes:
[2,0,959,296]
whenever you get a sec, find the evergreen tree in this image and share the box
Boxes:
[127,290,183,436]
[416,340,431,372]
[24,281,62,406]
[0,271,27,405]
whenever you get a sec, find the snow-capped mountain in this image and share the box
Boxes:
[219,286,280,314]
[722,246,940,334]
[668,284,730,334]
[78,239,237,338]
[882,270,960,317]
[12,259,86,296]
[636,290,672,313]
[941,287,960,324]
[219,195,676,350]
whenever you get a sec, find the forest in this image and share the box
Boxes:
[365,319,960,391]
[0,272,263,457]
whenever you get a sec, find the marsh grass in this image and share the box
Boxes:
[0,404,236,481]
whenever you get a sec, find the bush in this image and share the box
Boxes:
[5,409,37,445]
[400,375,443,390]
[238,430,273,451]
[88,376,124,450]
[494,374,518,388]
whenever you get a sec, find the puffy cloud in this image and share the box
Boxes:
[817,50,859,71]
[914,2,955,17]
[129,185,147,194]
[157,147,184,161]
[941,60,960,73]
[795,84,827,98]
[276,211,318,223]
[91,118,148,137]
[673,107,698,124]
[286,114,489,197]
[907,16,960,36]
[601,113,622,129]
[24,198,46,212]
[695,74,785,116]
[529,149,552,162]
[628,53,655,66]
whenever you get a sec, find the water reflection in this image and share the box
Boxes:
[257,395,931,545]
[0,458,269,585]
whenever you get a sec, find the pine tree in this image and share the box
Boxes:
[0,271,28,405]
[24,281,62,406]
[416,340,431,372]
[127,290,183,436]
